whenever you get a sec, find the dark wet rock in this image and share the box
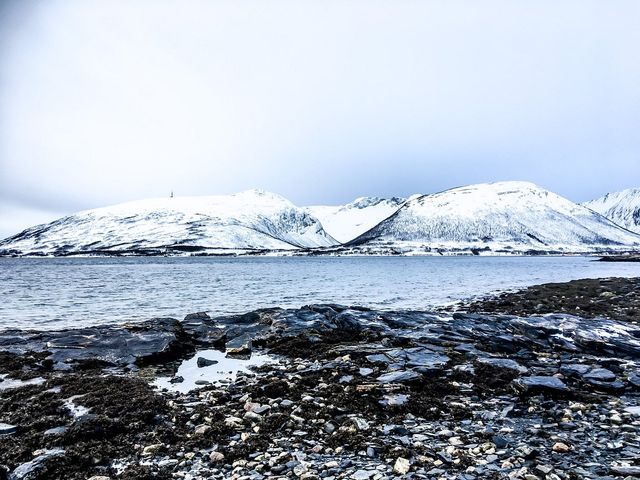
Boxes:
[599,254,640,262]
[376,370,421,384]
[43,426,67,436]
[196,357,219,368]
[226,335,252,358]
[560,363,591,376]
[587,379,626,391]
[491,434,510,448]
[464,276,640,323]
[366,348,448,375]
[514,375,569,393]
[180,316,226,347]
[183,312,211,321]
[169,375,184,384]
[0,318,191,368]
[477,357,528,374]
[584,367,617,382]
[610,465,640,475]
[8,448,65,480]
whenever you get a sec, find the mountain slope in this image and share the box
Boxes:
[0,190,338,255]
[347,181,640,254]
[304,196,408,243]
[583,188,640,234]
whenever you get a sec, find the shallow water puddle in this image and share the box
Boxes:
[154,349,274,393]
[0,374,45,391]
[64,395,90,417]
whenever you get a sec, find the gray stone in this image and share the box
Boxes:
[393,457,411,475]
[515,376,569,393]
[184,312,211,321]
[584,368,616,382]
[226,335,252,357]
[196,357,219,368]
[349,417,370,431]
[478,357,528,374]
[351,470,375,480]
[560,363,591,376]
[9,448,65,479]
[610,465,640,475]
[376,370,420,384]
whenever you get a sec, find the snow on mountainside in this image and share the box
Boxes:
[0,190,338,256]
[583,188,640,234]
[347,181,640,254]
[305,196,409,243]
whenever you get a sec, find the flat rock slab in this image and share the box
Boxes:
[560,363,591,376]
[583,368,617,382]
[610,465,640,476]
[624,406,640,416]
[9,448,65,479]
[377,370,421,384]
[478,357,528,374]
[366,348,449,370]
[515,376,569,393]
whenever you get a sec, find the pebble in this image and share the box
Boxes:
[393,457,411,475]
[552,442,570,453]
[142,444,163,456]
[209,451,225,463]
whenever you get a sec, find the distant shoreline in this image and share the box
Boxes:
[2,249,640,258]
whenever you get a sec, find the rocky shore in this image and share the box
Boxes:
[599,256,640,263]
[1,278,639,480]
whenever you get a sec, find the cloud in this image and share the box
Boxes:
[1,0,639,236]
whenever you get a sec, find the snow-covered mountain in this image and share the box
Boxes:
[583,188,640,234]
[3,182,640,257]
[346,181,640,254]
[0,190,338,256]
[304,196,408,243]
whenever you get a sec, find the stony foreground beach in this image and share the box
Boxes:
[1,278,639,480]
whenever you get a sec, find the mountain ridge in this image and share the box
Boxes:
[2,182,640,256]
[345,181,640,255]
[0,189,338,256]
[304,196,409,243]
[583,188,640,234]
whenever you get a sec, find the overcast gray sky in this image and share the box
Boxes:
[1,0,639,238]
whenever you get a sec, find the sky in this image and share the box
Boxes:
[1,0,639,238]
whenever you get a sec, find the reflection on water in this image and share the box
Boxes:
[154,349,274,393]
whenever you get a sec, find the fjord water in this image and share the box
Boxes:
[1,256,640,330]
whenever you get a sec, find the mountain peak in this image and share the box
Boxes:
[349,181,640,254]
[584,188,640,233]
[0,191,337,255]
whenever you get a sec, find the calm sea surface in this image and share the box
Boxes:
[1,256,639,330]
